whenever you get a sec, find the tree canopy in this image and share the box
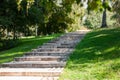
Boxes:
[0,0,120,50]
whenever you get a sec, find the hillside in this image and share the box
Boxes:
[60,28,120,80]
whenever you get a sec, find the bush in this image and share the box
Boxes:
[0,39,19,51]
[83,11,101,29]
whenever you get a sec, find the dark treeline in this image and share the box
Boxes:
[0,0,72,39]
[0,0,82,50]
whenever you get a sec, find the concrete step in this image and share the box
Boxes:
[0,31,88,80]
[14,56,66,62]
[1,61,66,68]
[60,43,76,46]
[0,76,59,80]
[31,51,69,53]
[0,68,63,77]
[40,46,58,48]
[60,41,79,44]
[57,46,75,48]
[25,52,70,56]
[46,38,80,44]
[59,37,81,40]
[41,44,78,48]
[48,39,59,43]
[43,43,61,46]
[32,48,70,52]
[59,35,82,38]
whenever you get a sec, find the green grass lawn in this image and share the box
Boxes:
[60,28,120,80]
[0,34,61,64]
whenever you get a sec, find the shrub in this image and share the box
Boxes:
[0,39,19,51]
[83,11,101,29]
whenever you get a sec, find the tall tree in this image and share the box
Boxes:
[76,0,112,28]
[101,0,107,28]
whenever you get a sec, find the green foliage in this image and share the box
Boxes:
[67,2,85,31]
[0,0,118,40]
[83,11,115,29]
[46,11,69,33]
[77,0,113,28]
[0,0,17,29]
[0,0,85,39]
[88,0,102,11]
[83,19,93,28]
[60,28,120,80]
[28,6,44,25]
[0,39,19,51]
[83,11,101,29]
[113,0,120,23]
[83,0,113,12]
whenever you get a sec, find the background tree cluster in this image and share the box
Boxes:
[113,0,120,24]
[1,0,119,39]
[0,0,120,51]
[0,0,84,50]
[78,0,119,29]
[0,0,84,38]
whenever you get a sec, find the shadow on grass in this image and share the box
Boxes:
[67,28,120,68]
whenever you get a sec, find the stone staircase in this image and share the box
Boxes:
[0,30,89,80]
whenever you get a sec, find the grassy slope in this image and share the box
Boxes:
[60,28,120,80]
[0,34,61,64]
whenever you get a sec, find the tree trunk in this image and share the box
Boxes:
[101,9,107,28]
[35,24,38,36]
[101,0,107,28]
[13,25,17,40]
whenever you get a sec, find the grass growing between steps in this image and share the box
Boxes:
[0,34,61,64]
[60,28,120,80]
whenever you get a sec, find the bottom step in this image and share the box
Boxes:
[0,68,63,77]
[2,61,66,68]
[0,76,59,80]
